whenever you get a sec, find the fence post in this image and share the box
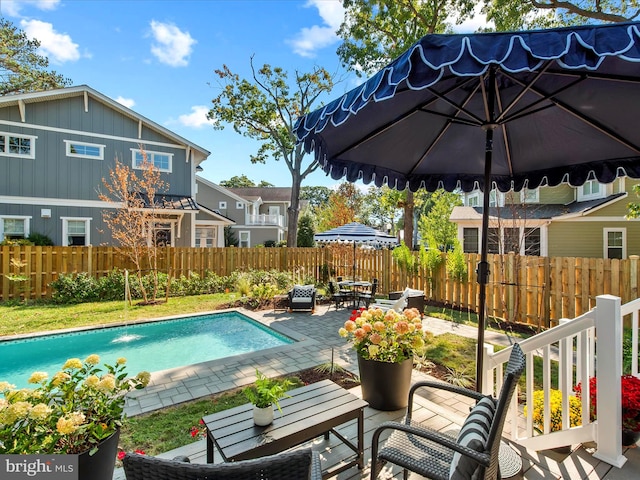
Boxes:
[593,294,627,468]
[481,343,494,395]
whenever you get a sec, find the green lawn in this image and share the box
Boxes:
[0,294,231,337]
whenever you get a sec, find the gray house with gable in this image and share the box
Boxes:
[0,85,230,247]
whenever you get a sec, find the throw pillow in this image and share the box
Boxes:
[449,396,496,480]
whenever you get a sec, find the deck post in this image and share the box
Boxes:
[593,295,627,468]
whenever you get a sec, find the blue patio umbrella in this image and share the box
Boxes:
[296,22,640,391]
[314,222,398,282]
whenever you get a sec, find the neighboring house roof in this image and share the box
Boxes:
[451,193,627,221]
[196,176,249,204]
[227,187,292,203]
[0,85,210,163]
[197,204,235,224]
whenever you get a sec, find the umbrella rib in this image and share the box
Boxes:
[495,61,553,124]
[494,78,514,177]
[331,78,481,159]
[411,82,482,176]
[504,72,640,154]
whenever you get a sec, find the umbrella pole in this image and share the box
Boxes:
[476,67,497,393]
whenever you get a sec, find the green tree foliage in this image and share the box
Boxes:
[361,185,403,234]
[208,58,334,246]
[337,0,477,78]
[392,242,418,274]
[296,213,316,247]
[0,19,70,96]
[446,241,468,282]
[300,186,331,210]
[485,0,640,32]
[224,226,238,247]
[418,190,462,251]
[220,175,256,187]
[627,184,640,219]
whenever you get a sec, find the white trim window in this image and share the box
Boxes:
[521,188,539,203]
[236,201,244,209]
[0,216,30,241]
[195,226,217,248]
[467,192,480,207]
[239,231,250,248]
[0,132,36,159]
[64,140,105,159]
[578,180,604,201]
[131,149,172,172]
[219,201,227,209]
[62,217,91,246]
[604,228,626,259]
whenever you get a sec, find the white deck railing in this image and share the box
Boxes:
[483,294,640,468]
[245,213,284,227]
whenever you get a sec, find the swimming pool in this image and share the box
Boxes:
[0,311,294,388]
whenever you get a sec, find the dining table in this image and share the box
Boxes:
[337,280,372,309]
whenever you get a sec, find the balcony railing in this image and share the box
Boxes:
[245,213,284,227]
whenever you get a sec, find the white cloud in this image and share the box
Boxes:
[178,106,215,128]
[20,19,80,63]
[149,20,196,67]
[115,96,136,109]
[2,0,60,17]
[288,0,344,58]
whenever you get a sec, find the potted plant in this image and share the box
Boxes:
[339,306,426,410]
[0,354,150,480]
[243,370,293,426]
[575,375,640,446]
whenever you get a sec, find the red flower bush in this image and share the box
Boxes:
[575,375,640,432]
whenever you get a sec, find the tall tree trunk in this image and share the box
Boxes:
[403,190,414,249]
[287,173,302,246]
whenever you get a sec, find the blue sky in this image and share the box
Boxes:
[2,0,486,189]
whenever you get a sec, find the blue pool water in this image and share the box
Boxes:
[0,311,293,388]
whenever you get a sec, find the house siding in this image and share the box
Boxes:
[0,97,191,201]
[548,221,640,257]
[0,87,207,247]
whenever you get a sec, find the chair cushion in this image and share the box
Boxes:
[291,285,315,298]
[449,396,496,480]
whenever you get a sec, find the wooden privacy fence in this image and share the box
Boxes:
[1,245,638,329]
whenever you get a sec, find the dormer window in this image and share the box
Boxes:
[577,180,605,201]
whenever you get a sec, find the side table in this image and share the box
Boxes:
[273,294,289,312]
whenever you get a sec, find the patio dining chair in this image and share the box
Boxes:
[356,278,378,308]
[370,343,525,480]
[123,448,322,480]
[328,281,350,309]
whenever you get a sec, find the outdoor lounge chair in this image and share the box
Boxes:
[122,448,323,480]
[389,288,426,314]
[287,284,316,312]
[370,343,525,480]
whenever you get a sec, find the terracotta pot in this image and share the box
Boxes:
[357,355,413,411]
[622,429,640,447]
[78,428,120,480]
[253,405,274,426]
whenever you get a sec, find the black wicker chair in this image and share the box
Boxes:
[356,278,378,308]
[287,285,316,312]
[123,448,322,480]
[370,343,525,480]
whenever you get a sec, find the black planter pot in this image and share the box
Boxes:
[78,429,120,480]
[357,355,413,411]
[622,429,640,447]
